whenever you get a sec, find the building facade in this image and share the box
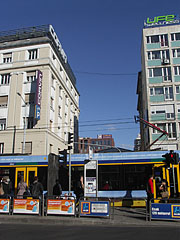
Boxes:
[0,25,80,156]
[137,15,180,151]
[78,134,115,153]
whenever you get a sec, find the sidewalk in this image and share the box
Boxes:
[0,207,180,227]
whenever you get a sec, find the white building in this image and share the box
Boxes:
[137,15,180,151]
[0,25,80,155]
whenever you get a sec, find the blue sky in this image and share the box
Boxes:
[1,0,180,149]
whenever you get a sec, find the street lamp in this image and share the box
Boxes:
[17,92,27,154]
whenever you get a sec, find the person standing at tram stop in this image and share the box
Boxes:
[30,176,43,199]
[17,176,27,199]
[53,179,62,198]
[147,175,154,211]
[159,180,169,203]
[1,176,11,198]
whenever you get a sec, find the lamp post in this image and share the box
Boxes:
[17,92,27,154]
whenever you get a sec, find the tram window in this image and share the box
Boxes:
[86,169,96,177]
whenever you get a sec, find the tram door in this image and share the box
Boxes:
[15,167,37,194]
[153,164,180,199]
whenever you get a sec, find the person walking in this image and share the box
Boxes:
[17,176,27,199]
[30,176,43,199]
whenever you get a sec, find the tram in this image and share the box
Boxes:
[0,151,179,205]
[68,151,180,205]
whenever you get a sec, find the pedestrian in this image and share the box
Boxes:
[74,175,84,205]
[147,175,154,212]
[1,176,11,198]
[53,179,62,197]
[103,181,110,190]
[17,176,28,199]
[30,176,43,199]
[159,179,169,203]
[0,180,4,198]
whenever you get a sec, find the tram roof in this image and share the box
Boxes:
[68,150,180,165]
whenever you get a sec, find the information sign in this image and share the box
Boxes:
[151,203,180,220]
[80,201,109,217]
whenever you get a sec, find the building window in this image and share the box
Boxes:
[0,143,4,154]
[0,96,8,108]
[58,106,61,117]
[22,142,32,154]
[51,75,55,88]
[0,119,6,130]
[25,93,35,104]
[176,86,180,94]
[50,97,54,110]
[150,87,173,100]
[28,49,38,60]
[171,33,180,41]
[3,53,12,63]
[147,34,168,46]
[149,68,171,81]
[172,49,180,58]
[1,74,10,85]
[174,66,180,75]
[147,50,169,60]
[27,71,36,82]
[27,117,34,129]
[50,120,53,131]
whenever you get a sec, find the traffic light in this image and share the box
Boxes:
[59,149,67,165]
[68,132,74,144]
[162,151,179,165]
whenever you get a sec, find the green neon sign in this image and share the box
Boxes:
[147,15,175,24]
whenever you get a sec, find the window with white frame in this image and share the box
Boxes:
[1,74,10,85]
[27,71,36,82]
[149,67,171,81]
[174,66,180,75]
[151,105,174,119]
[152,123,176,138]
[171,33,180,41]
[0,119,6,130]
[172,48,180,58]
[28,49,38,60]
[0,143,4,154]
[147,50,169,60]
[0,96,8,108]
[150,86,173,100]
[3,52,12,63]
[147,34,168,46]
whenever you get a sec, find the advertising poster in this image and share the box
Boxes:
[80,201,109,217]
[0,199,10,213]
[47,199,75,215]
[13,199,39,214]
[151,203,180,220]
[85,177,96,195]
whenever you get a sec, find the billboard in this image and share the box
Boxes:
[47,199,75,215]
[151,203,180,220]
[35,70,43,120]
